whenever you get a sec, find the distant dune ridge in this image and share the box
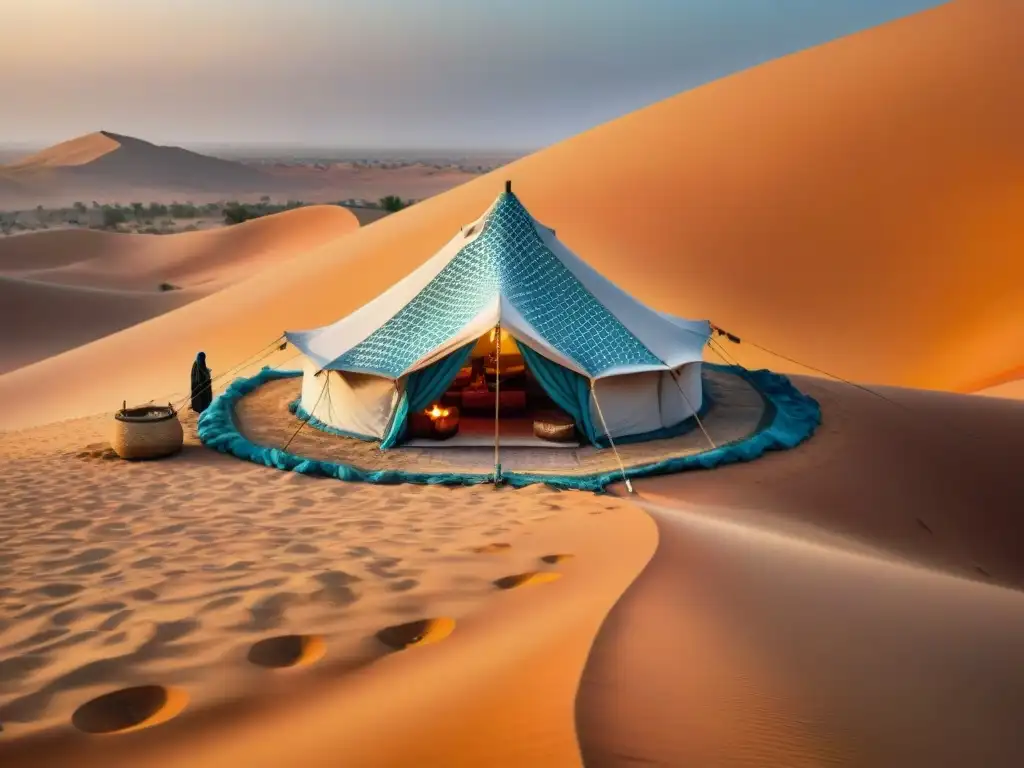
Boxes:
[0,131,270,198]
[0,132,494,209]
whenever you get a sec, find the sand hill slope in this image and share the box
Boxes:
[966,363,1024,400]
[0,0,1021,431]
[0,206,358,375]
[977,378,1024,400]
[0,131,273,202]
[4,131,125,170]
[578,378,1024,767]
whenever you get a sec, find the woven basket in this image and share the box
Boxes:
[533,412,576,443]
[111,406,184,460]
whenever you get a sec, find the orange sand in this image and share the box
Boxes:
[5,132,125,169]
[976,378,1024,400]
[1,1,1022,766]
[0,411,655,765]
[577,378,1024,766]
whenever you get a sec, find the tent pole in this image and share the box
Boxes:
[493,323,501,485]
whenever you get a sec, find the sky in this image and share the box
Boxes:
[2,0,945,151]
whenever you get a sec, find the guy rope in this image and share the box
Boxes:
[282,370,330,452]
[493,323,502,486]
[708,323,912,414]
[670,368,716,451]
[150,335,289,412]
[590,379,633,494]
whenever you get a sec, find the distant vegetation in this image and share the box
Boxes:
[222,199,307,225]
[379,195,410,213]
[0,195,413,236]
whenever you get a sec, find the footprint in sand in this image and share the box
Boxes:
[71,685,188,734]
[247,634,326,669]
[63,562,112,577]
[387,579,419,593]
[375,618,455,651]
[311,571,361,607]
[98,610,134,632]
[493,572,563,590]
[472,543,511,554]
[131,556,165,570]
[0,654,51,688]
[200,595,242,613]
[235,593,303,632]
[540,554,574,564]
[285,543,319,555]
[52,520,92,532]
[93,522,132,538]
[35,583,84,599]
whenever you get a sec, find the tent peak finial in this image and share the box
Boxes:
[505,179,512,194]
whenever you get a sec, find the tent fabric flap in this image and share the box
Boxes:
[296,360,397,440]
[517,341,600,445]
[379,341,475,449]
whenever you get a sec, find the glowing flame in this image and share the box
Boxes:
[428,405,452,423]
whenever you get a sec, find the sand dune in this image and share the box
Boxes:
[976,379,1024,400]
[0,133,488,209]
[1,0,1021,431]
[0,206,358,375]
[2,132,270,197]
[968,365,1024,399]
[5,132,124,170]
[0,409,655,763]
[577,378,1024,766]
[0,277,196,376]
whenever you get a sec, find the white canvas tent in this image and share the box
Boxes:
[284,182,712,448]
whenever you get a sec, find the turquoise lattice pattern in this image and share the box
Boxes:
[332,193,661,377]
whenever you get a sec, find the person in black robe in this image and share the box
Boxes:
[190,351,213,413]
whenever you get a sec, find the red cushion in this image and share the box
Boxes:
[462,390,494,411]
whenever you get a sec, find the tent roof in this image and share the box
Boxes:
[285,189,710,379]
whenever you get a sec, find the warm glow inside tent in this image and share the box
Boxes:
[284,183,712,450]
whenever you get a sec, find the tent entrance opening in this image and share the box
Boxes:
[404,328,580,449]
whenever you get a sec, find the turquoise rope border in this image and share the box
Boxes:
[197,364,821,493]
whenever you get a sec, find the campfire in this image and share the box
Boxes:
[423,403,459,439]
